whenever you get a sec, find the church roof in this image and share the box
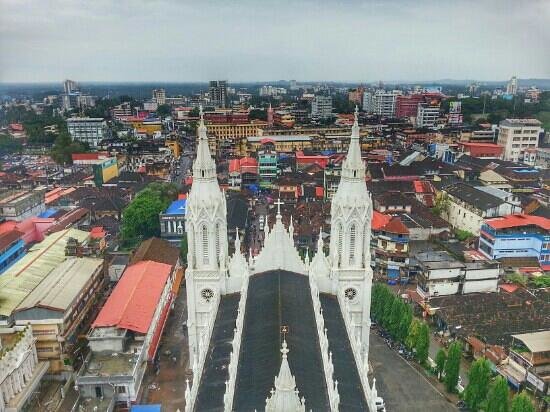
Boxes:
[234,270,330,411]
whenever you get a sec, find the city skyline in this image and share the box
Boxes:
[1,0,549,83]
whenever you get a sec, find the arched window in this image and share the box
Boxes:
[215,222,221,265]
[201,225,209,265]
[349,224,356,265]
[337,223,343,265]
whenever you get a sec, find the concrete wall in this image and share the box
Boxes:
[428,281,460,296]
[463,267,500,281]
[427,267,462,280]
[463,278,498,294]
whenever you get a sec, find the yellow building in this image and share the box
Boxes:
[128,119,162,135]
[165,139,182,158]
[245,135,313,154]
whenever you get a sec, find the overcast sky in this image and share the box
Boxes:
[1,0,549,83]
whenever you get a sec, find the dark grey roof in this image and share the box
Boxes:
[445,183,504,210]
[320,294,369,411]
[227,195,248,230]
[234,271,330,411]
[195,294,240,412]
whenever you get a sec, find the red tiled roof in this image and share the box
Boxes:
[90,226,106,239]
[92,260,171,333]
[499,284,519,293]
[315,186,324,198]
[229,159,240,174]
[382,217,409,235]
[0,229,24,251]
[372,211,391,230]
[486,214,550,231]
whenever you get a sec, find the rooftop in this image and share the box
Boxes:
[130,237,180,267]
[92,260,171,334]
[164,199,186,215]
[0,228,89,317]
[445,183,504,210]
[485,214,550,231]
[500,118,542,127]
[512,331,550,353]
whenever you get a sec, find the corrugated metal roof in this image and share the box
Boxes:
[15,257,102,313]
[0,228,89,317]
[92,260,171,333]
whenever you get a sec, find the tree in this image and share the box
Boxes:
[486,376,510,412]
[0,134,22,155]
[121,183,178,247]
[406,319,421,350]
[465,357,492,411]
[415,322,430,365]
[388,298,403,338]
[249,108,267,121]
[50,131,87,165]
[510,392,534,412]
[179,235,188,266]
[396,304,413,343]
[435,349,447,380]
[444,341,462,393]
[156,104,171,118]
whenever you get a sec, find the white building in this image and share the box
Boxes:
[67,117,107,148]
[311,95,333,121]
[498,118,542,163]
[152,88,166,105]
[363,90,400,117]
[0,326,49,412]
[183,108,381,411]
[506,76,518,95]
[416,103,440,128]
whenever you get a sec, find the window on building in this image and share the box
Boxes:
[215,222,221,264]
[349,224,356,265]
[337,223,343,264]
[202,225,209,265]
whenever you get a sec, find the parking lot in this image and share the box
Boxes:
[369,333,457,412]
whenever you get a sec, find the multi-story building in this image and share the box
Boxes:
[348,87,364,105]
[0,230,25,274]
[76,260,175,409]
[535,148,550,169]
[152,88,166,105]
[258,149,278,188]
[63,79,78,94]
[209,80,228,108]
[159,198,186,246]
[273,110,295,128]
[395,94,424,118]
[0,229,105,377]
[0,325,50,412]
[67,117,107,148]
[506,76,518,95]
[363,90,401,117]
[371,212,410,282]
[441,183,519,235]
[111,102,133,119]
[415,251,500,299]
[0,189,46,221]
[497,119,542,162]
[246,135,312,154]
[311,95,333,121]
[416,103,440,128]
[479,214,550,270]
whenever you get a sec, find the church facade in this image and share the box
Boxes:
[184,107,379,411]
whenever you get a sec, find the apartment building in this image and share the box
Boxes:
[363,90,401,117]
[67,117,107,148]
[416,103,440,128]
[0,188,46,221]
[497,119,542,163]
[311,95,333,121]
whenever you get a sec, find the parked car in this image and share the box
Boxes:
[376,397,386,411]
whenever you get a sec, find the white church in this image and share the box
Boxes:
[183,107,380,411]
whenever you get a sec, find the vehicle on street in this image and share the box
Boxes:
[376,396,386,411]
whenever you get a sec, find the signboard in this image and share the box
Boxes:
[527,371,545,392]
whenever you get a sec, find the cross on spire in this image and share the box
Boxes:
[275,198,284,216]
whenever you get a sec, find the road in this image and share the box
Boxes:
[369,333,457,412]
[139,284,190,412]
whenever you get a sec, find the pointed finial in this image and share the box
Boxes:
[281,338,289,358]
[199,104,204,120]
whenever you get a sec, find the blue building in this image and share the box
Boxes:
[479,214,550,269]
[0,230,25,274]
[159,198,186,246]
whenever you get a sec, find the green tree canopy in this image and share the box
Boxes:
[486,376,510,412]
[180,235,188,266]
[415,322,430,365]
[435,349,447,380]
[156,104,171,118]
[0,134,23,155]
[510,392,534,412]
[406,318,421,350]
[465,357,492,411]
[444,341,462,393]
[50,131,87,165]
[121,183,178,247]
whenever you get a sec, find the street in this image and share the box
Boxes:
[369,333,457,412]
[139,284,190,411]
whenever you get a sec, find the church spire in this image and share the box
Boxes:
[265,340,306,412]
[341,106,365,180]
[193,105,217,180]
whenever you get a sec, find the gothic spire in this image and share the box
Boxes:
[265,340,306,412]
[341,106,365,180]
[193,105,217,180]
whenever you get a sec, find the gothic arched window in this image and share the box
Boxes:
[337,223,343,264]
[349,223,356,265]
[201,225,209,265]
[215,222,221,264]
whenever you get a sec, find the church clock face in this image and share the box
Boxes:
[201,288,214,302]
[344,287,358,301]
